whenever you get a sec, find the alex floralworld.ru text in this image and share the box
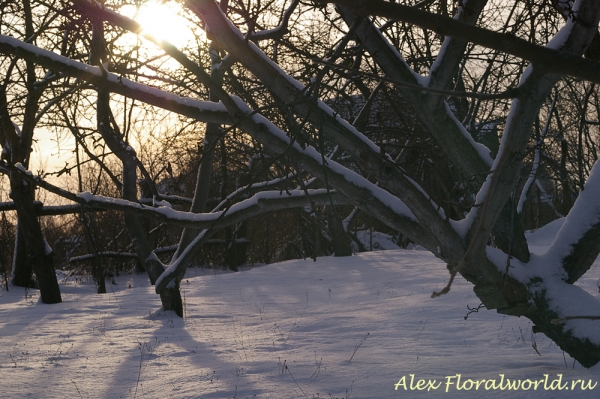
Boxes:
[394,374,598,392]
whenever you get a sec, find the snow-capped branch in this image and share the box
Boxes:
[426,0,488,93]
[249,0,300,41]
[70,0,247,121]
[69,246,179,264]
[321,0,600,84]
[517,94,557,214]
[542,158,600,283]
[0,35,233,125]
[1,159,351,229]
[0,201,104,215]
[464,0,600,269]
[186,0,463,262]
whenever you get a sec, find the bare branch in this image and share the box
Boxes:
[321,0,600,84]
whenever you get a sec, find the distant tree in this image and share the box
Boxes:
[0,0,62,303]
[0,212,14,291]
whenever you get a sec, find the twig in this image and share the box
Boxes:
[285,364,309,398]
[315,59,520,100]
[464,303,486,320]
[71,380,84,399]
[349,332,369,362]
[551,315,600,324]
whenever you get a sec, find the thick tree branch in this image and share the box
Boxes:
[334,4,530,261]
[185,0,464,263]
[334,5,493,184]
[426,0,489,94]
[321,0,600,84]
[463,0,600,275]
[0,36,234,125]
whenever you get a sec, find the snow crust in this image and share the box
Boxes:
[2,247,600,398]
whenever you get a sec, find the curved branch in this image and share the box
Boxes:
[321,0,600,83]
[0,35,234,125]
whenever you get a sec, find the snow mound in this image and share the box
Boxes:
[526,217,565,247]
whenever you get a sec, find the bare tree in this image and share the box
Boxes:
[0,0,62,303]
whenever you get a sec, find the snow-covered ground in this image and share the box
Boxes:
[1,221,599,398]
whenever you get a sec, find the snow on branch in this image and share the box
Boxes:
[426,0,487,91]
[319,0,600,84]
[69,246,179,264]
[70,251,138,263]
[187,0,462,261]
[540,158,600,283]
[0,201,104,215]
[249,0,300,41]
[1,158,350,229]
[517,94,557,214]
[0,35,233,125]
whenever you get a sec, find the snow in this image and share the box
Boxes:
[426,0,470,86]
[2,235,600,398]
[542,159,600,265]
[355,230,401,251]
[443,102,493,167]
[0,35,229,117]
[517,95,555,214]
[451,98,521,238]
[526,218,565,251]
[226,96,416,221]
[539,279,600,346]
[489,159,600,286]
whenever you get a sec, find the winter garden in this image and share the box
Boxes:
[2,0,600,397]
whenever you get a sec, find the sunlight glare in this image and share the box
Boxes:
[121,0,196,48]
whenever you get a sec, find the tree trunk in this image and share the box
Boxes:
[11,219,35,287]
[327,206,352,257]
[9,177,61,303]
[91,16,181,315]
[81,213,106,294]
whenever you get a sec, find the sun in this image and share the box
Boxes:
[120,0,196,48]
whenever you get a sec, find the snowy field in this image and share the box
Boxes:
[1,220,600,398]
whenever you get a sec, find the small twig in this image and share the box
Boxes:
[71,380,84,399]
[315,59,520,100]
[464,303,486,320]
[531,332,541,356]
[551,315,600,324]
[412,320,427,340]
[349,332,369,362]
[285,364,309,398]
